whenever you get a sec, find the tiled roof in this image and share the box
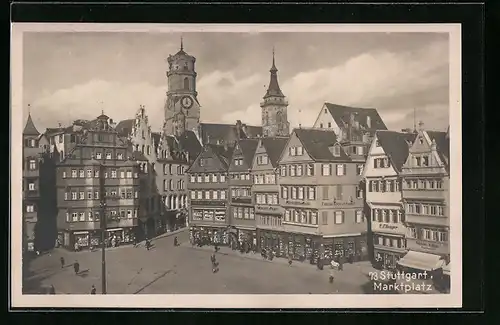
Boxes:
[23,114,40,136]
[199,123,263,144]
[177,130,202,162]
[115,119,134,136]
[209,144,235,168]
[130,151,148,161]
[426,131,449,166]
[234,139,259,167]
[324,103,387,132]
[261,137,289,167]
[375,130,417,172]
[243,125,263,138]
[293,128,350,162]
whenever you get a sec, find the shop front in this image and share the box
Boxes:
[236,228,257,252]
[374,249,406,270]
[258,230,321,262]
[189,225,230,246]
[321,234,368,263]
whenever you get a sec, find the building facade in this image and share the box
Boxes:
[228,139,259,250]
[252,137,289,253]
[397,126,450,273]
[56,113,140,250]
[363,130,417,269]
[187,144,233,246]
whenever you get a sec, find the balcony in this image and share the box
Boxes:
[405,214,448,227]
[402,188,447,201]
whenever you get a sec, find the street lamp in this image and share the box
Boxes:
[99,163,107,294]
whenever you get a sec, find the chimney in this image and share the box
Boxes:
[236,120,242,139]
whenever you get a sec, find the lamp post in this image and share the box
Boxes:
[99,163,107,294]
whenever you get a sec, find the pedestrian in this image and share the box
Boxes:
[90,285,96,295]
[49,285,56,295]
[174,236,178,247]
[133,236,138,248]
[329,272,334,284]
[288,255,293,267]
[73,260,80,275]
[74,242,79,252]
[145,239,151,251]
[214,243,219,253]
[60,256,65,268]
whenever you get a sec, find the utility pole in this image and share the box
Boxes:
[99,163,107,294]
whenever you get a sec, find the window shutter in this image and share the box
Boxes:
[336,185,343,199]
[342,211,345,223]
[343,164,347,175]
[373,159,377,168]
[329,164,332,176]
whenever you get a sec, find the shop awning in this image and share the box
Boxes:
[106,228,122,232]
[73,231,89,235]
[442,262,451,276]
[397,251,445,271]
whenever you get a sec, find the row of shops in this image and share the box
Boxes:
[188,226,369,263]
[57,227,137,250]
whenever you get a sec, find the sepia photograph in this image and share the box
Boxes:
[10,23,462,308]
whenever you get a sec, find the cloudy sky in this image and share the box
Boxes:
[22,31,449,132]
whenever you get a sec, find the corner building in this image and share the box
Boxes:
[277,128,369,263]
[397,127,450,274]
[187,144,234,245]
[56,113,140,250]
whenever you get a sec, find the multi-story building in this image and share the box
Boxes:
[56,113,140,250]
[22,112,50,253]
[363,130,417,269]
[277,128,369,262]
[228,139,259,250]
[252,137,289,253]
[187,144,233,246]
[397,124,450,273]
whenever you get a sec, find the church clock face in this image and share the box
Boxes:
[180,96,193,109]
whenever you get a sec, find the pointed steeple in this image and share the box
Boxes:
[23,105,40,136]
[264,48,284,99]
[180,36,184,51]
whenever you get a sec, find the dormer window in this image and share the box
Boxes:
[296,146,303,156]
[419,137,424,144]
[334,144,341,157]
[375,140,381,147]
[324,108,328,114]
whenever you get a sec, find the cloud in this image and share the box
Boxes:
[219,39,449,131]
[30,79,166,131]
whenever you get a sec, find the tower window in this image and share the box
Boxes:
[184,77,189,90]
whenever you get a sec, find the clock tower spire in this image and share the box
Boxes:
[261,48,290,137]
[164,38,200,136]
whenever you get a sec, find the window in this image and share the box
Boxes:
[169,180,173,190]
[117,153,123,160]
[204,174,210,183]
[96,152,102,159]
[327,122,332,128]
[322,164,331,176]
[321,211,328,225]
[220,190,226,200]
[298,187,304,200]
[79,212,85,221]
[111,170,117,178]
[106,152,112,160]
[356,186,363,199]
[334,211,344,224]
[282,187,288,199]
[196,191,202,200]
[191,191,196,200]
[26,205,34,213]
[336,164,346,176]
[212,174,218,183]
[87,191,93,200]
[356,164,364,176]
[355,211,363,223]
[336,185,343,200]
[320,123,324,128]
[79,191,85,200]
[308,187,316,200]
[422,156,429,167]
[28,159,36,170]
[296,146,304,156]
[79,169,84,178]
[190,175,196,183]
[291,187,297,199]
[306,164,314,176]
[290,165,296,177]
[220,175,226,182]
[280,166,287,177]
[205,191,210,200]
[120,171,125,179]
[356,146,364,155]
[72,212,78,222]
[333,145,341,157]
[289,147,296,156]
[257,155,269,165]
[28,182,35,191]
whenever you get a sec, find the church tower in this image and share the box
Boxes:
[260,49,290,137]
[164,38,201,137]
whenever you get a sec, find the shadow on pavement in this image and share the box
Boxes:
[133,270,171,294]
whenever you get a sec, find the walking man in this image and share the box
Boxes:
[73,260,80,275]
[60,256,65,268]
[90,285,96,295]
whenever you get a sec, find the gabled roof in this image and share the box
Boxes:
[261,137,289,167]
[293,128,350,162]
[375,130,417,172]
[177,130,202,162]
[23,114,40,136]
[426,131,449,166]
[187,144,234,173]
[324,103,387,132]
[115,119,134,136]
[230,139,259,169]
[199,123,263,144]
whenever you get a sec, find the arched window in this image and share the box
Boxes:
[147,145,151,155]
[141,145,145,154]
[183,77,189,90]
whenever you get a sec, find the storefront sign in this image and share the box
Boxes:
[192,209,203,221]
[256,205,281,213]
[214,210,226,222]
[285,200,310,206]
[371,221,405,235]
[203,210,214,221]
[191,200,226,207]
[406,238,449,255]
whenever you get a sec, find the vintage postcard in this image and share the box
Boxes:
[10,23,462,309]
